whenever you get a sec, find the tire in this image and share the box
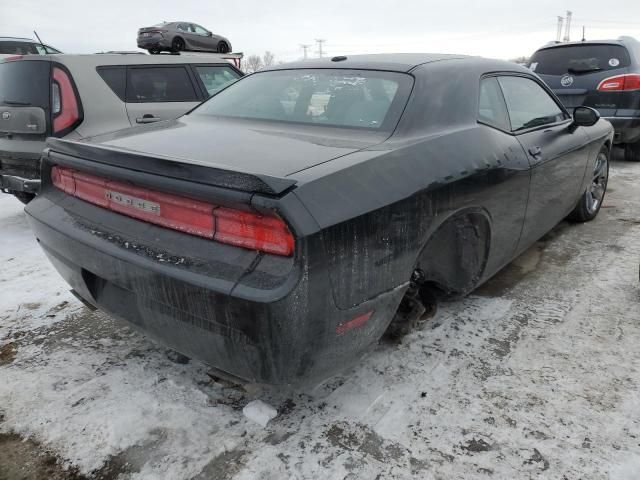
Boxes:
[217,41,229,54]
[148,48,161,55]
[624,142,640,162]
[172,37,185,53]
[12,192,35,204]
[567,146,609,222]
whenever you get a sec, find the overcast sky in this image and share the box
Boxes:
[3,0,640,62]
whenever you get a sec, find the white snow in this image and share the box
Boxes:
[243,400,278,428]
[1,159,640,479]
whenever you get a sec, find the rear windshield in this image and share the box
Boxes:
[191,69,413,131]
[0,60,50,108]
[0,41,39,55]
[530,44,631,75]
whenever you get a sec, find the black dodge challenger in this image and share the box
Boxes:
[26,54,613,384]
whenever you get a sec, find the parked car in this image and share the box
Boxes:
[0,36,61,59]
[26,54,613,385]
[0,53,242,203]
[137,22,232,55]
[530,36,640,161]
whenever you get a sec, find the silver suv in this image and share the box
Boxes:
[0,53,242,202]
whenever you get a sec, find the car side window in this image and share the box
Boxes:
[478,77,510,131]
[97,66,126,101]
[193,24,208,35]
[177,24,188,32]
[497,76,568,132]
[126,67,198,103]
[194,66,241,96]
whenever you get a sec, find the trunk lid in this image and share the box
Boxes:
[74,114,386,180]
[0,59,50,138]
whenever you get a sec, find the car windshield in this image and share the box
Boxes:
[190,69,413,131]
[529,44,631,75]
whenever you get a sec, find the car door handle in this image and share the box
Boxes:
[528,146,542,158]
[136,115,161,124]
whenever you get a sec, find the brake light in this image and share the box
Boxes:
[597,74,640,92]
[3,55,23,62]
[50,166,295,256]
[52,67,81,136]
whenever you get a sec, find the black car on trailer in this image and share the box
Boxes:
[530,36,640,161]
[26,54,613,385]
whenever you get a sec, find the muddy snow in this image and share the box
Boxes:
[1,156,640,479]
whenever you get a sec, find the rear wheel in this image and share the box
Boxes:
[12,192,35,204]
[624,142,640,162]
[385,270,437,340]
[148,48,161,55]
[217,41,229,54]
[568,146,609,222]
[172,37,185,53]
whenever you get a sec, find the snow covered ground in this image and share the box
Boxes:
[1,157,640,479]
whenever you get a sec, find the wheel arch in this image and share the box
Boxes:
[415,207,492,297]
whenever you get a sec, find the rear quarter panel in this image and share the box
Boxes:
[59,57,131,137]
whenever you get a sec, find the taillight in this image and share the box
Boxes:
[597,74,640,92]
[52,67,81,136]
[3,55,23,62]
[50,166,295,256]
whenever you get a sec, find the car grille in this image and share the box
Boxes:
[556,95,586,109]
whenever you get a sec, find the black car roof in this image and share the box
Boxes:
[266,53,472,73]
[266,53,532,77]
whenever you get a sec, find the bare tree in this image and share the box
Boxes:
[262,51,276,69]
[245,54,263,74]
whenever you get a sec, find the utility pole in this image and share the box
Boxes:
[582,26,586,41]
[315,39,326,58]
[563,11,572,42]
[556,16,564,42]
[300,44,310,60]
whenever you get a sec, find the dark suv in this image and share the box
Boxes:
[530,36,640,161]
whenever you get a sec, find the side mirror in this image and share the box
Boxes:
[207,31,213,37]
[572,106,600,127]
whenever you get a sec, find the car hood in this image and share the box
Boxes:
[80,115,388,178]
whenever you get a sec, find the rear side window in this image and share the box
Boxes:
[478,77,510,131]
[0,60,50,108]
[194,66,241,97]
[498,76,567,131]
[126,67,198,103]
[530,44,631,75]
[97,66,126,101]
[0,41,39,55]
[192,69,413,131]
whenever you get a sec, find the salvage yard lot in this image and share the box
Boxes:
[1,155,640,480]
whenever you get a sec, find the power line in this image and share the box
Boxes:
[299,44,310,59]
[556,16,564,42]
[315,39,326,58]
[563,10,572,42]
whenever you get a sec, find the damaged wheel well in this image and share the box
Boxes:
[416,209,491,298]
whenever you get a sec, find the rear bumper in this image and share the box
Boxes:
[602,116,640,144]
[25,194,405,385]
[0,151,41,193]
[0,175,40,194]
[137,38,171,49]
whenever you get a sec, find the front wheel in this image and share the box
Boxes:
[567,146,609,222]
[624,142,640,162]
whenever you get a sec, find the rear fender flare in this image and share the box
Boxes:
[416,207,492,296]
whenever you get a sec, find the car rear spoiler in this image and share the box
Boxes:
[45,138,296,196]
